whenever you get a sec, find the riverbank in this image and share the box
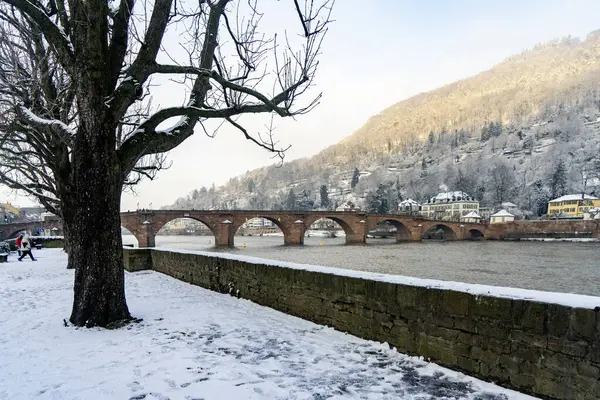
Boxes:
[0,249,533,400]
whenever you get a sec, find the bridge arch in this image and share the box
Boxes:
[154,216,219,247]
[422,223,458,240]
[231,215,291,246]
[303,215,356,243]
[121,226,139,247]
[467,228,485,240]
[367,218,413,243]
[6,228,27,240]
[153,216,217,237]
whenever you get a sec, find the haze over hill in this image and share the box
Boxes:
[170,31,600,216]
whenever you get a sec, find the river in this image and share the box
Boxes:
[122,234,600,296]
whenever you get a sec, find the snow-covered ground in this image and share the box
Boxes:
[0,249,538,400]
[520,238,600,242]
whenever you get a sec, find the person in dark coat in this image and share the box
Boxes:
[18,233,36,261]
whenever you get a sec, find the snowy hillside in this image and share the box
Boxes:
[169,32,600,215]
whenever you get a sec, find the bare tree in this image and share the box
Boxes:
[0,0,333,327]
[488,159,516,205]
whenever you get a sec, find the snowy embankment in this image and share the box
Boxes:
[154,248,600,310]
[520,238,600,243]
[0,249,537,400]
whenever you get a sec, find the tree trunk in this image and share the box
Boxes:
[62,218,74,269]
[68,126,131,327]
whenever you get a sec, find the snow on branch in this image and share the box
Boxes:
[16,105,75,140]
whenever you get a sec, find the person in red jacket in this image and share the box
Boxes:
[15,233,22,257]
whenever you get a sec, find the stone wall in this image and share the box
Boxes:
[486,220,600,240]
[123,248,153,272]
[123,248,600,400]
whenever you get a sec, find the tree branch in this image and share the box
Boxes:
[108,0,173,120]
[108,0,135,87]
[2,0,74,71]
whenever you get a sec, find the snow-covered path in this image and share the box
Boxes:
[0,249,537,400]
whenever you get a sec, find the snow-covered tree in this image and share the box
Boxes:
[351,168,360,189]
[365,184,389,214]
[0,0,332,327]
[297,190,314,211]
[530,179,550,216]
[285,189,297,211]
[549,159,568,199]
[319,185,330,209]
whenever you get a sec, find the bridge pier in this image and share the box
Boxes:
[136,222,156,247]
[345,233,366,244]
[214,221,234,247]
[345,221,367,244]
[284,220,305,245]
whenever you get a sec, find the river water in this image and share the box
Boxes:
[122,234,600,296]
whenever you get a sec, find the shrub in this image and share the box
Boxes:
[0,241,11,254]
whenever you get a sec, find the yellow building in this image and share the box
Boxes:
[0,203,20,215]
[547,194,600,217]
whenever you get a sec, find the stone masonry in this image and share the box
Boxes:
[124,248,600,400]
[485,220,600,240]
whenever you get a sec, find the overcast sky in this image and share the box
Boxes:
[3,0,600,211]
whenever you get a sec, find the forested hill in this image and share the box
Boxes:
[169,31,600,216]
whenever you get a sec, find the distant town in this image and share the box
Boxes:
[0,203,61,236]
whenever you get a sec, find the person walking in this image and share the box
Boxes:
[15,233,23,257]
[18,233,36,261]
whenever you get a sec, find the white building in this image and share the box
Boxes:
[501,202,518,210]
[40,212,59,222]
[490,209,515,223]
[460,211,482,223]
[336,201,360,212]
[398,198,421,213]
[243,218,274,228]
[420,191,479,220]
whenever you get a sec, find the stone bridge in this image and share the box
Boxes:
[0,220,63,241]
[5,211,598,248]
[120,210,487,248]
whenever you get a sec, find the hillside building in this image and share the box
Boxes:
[420,191,479,220]
[397,198,421,213]
[547,194,600,218]
[460,211,482,223]
[490,209,515,223]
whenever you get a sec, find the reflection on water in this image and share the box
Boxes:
[122,234,600,296]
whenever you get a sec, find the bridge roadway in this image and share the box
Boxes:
[120,209,486,247]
